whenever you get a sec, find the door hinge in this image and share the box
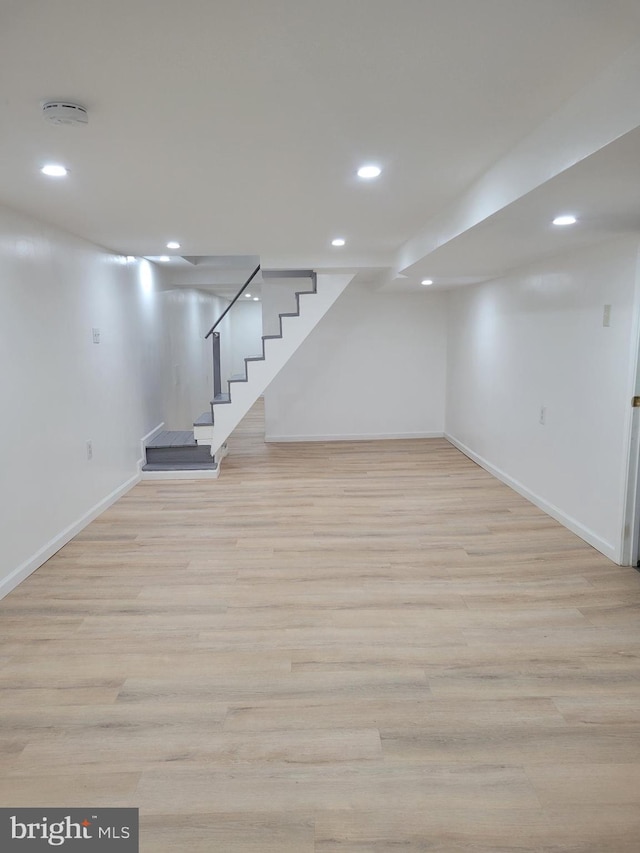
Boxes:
[633,396,640,408]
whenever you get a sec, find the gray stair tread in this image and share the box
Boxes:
[262,334,281,341]
[147,430,197,448]
[229,373,246,382]
[146,442,213,464]
[142,461,218,471]
[262,269,314,279]
[245,355,264,362]
[212,393,231,404]
[193,412,214,426]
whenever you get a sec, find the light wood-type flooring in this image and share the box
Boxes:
[2,400,640,851]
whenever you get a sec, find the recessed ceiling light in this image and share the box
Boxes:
[331,238,346,247]
[245,293,252,298]
[41,164,68,177]
[421,279,433,286]
[158,256,170,262]
[357,164,381,179]
[253,297,259,301]
[552,214,577,226]
[166,241,180,249]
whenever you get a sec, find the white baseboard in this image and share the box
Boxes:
[0,470,142,601]
[445,433,618,563]
[141,467,220,481]
[265,431,444,443]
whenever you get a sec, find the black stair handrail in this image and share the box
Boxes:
[204,264,261,339]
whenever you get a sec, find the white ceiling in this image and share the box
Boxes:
[151,254,263,299]
[1,0,640,288]
[383,126,640,291]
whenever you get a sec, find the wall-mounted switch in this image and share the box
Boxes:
[92,328,101,344]
[603,305,611,327]
[86,440,93,461]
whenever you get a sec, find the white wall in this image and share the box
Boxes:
[229,301,263,377]
[446,235,640,563]
[264,282,447,441]
[155,288,264,409]
[0,204,223,597]
[158,288,231,428]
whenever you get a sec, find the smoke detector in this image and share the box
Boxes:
[42,101,88,126]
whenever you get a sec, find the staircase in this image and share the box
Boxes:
[142,270,353,479]
[194,271,352,460]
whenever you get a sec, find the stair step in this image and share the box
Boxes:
[145,431,214,466]
[212,393,231,404]
[146,438,213,465]
[146,430,198,448]
[262,269,315,279]
[229,373,247,383]
[142,460,218,472]
[193,411,213,427]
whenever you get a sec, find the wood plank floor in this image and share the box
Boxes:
[2,400,640,851]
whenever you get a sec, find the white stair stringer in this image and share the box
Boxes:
[194,273,354,458]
